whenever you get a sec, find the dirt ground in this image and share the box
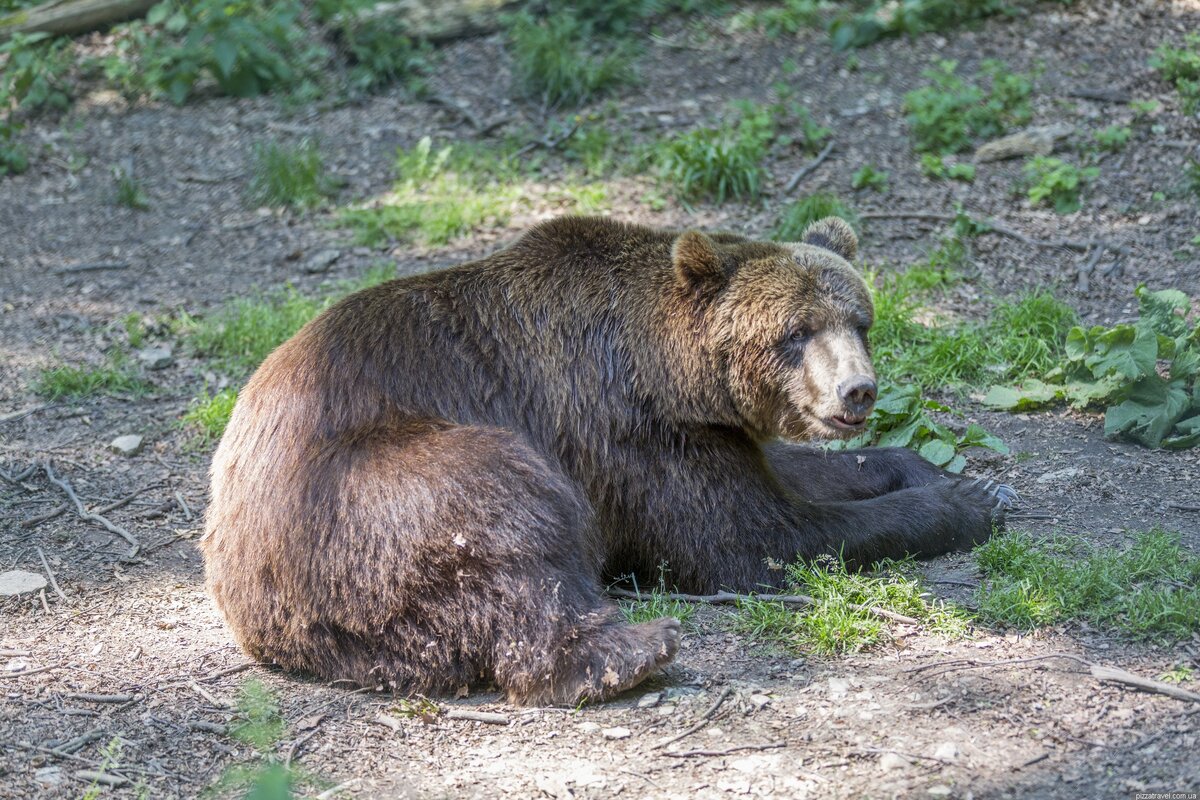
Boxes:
[3,1,1200,797]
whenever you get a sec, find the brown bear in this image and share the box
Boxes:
[201,215,1015,706]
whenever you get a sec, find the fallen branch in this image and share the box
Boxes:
[652,686,734,751]
[72,770,129,788]
[36,547,68,603]
[857,746,953,765]
[0,663,62,678]
[66,693,134,704]
[664,741,786,758]
[857,210,1128,257]
[42,462,140,558]
[607,587,920,626]
[784,140,835,194]
[0,0,156,42]
[1090,665,1200,703]
[316,779,362,800]
[0,403,55,424]
[54,262,131,275]
[1167,503,1200,512]
[443,708,509,725]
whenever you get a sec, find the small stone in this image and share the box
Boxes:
[136,346,173,370]
[110,434,144,456]
[927,786,953,797]
[880,752,910,771]
[750,693,771,710]
[637,691,662,709]
[302,249,341,274]
[601,726,631,740]
[827,677,850,698]
[933,742,959,761]
[576,721,601,733]
[0,570,48,597]
[1036,467,1080,484]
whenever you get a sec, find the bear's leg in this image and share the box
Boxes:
[209,424,678,705]
[763,443,962,501]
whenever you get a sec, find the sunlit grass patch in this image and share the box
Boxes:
[975,530,1200,640]
[248,138,337,210]
[507,12,635,110]
[35,353,151,400]
[618,568,698,628]
[181,387,238,446]
[655,102,778,203]
[732,555,970,656]
[772,192,856,240]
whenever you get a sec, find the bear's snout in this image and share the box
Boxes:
[837,375,877,418]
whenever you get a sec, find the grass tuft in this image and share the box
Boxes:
[772,192,856,240]
[507,12,634,110]
[618,568,698,628]
[34,353,151,400]
[181,387,238,446]
[114,171,150,209]
[655,103,777,203]
[976,530,1200,640]
[248,138,336,210]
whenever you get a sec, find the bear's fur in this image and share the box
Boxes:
[201,216,1012,705]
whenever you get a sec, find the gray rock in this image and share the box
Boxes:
[974,124,1074,163]
[110,434,144,456]
[601,726,631,740]
[303,249,342,274]
[0,570,48,597]
[637,691,662,709]
[137,345,174,370]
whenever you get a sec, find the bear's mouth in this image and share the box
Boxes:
[824,413,867,431]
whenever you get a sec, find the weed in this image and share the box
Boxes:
[248,139,335,210]
[563,123,630,177]
[1159,665,1195,684]
[507,12,634,110]
[1150,34,1200,114]
[830,0,1011,50]
[732,554,970,655]
[0,32,73,174]
[394,696,440,720]
[772,192,856,240]
[207,680,304,798]
[904,59,1032,155]
[313,0,428,94]
[114,171,150,210]
[851,163,888,192]
[986,285,1200,449]
[920,154,975,181]
[1021,156,1097,214]
[655,103,777,202]
[975,530,1200,640]
[181,387,238,446]
[1129,98,1161,120]
[339,137,521,245]
[617,567,698,628]
[1092,125,1131,152]
[35,353,150,400]
[122,313,147,348]
[727,0,830,36]
[79,737,126,800]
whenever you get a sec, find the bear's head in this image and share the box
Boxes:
[673,217,876,442]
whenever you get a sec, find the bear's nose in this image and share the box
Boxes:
[838,375,877,415]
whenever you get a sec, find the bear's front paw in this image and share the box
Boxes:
[945,476,1020,549]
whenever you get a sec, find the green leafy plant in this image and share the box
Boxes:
[851,163,888,192]
[207,680,301,799]
[904,59,1032,155]
[733,554,969,655]
[115,170,151,210]
[985,286,1200,449]
[248,139,336,210]
[1092,125,1131,152]
[0,32,73,174]
[825,384,1007,472]
[1021,156,1097,214]
[313,0,428,94]
[1186,158,1200,200]
[1150,34,1200,114]
[727,0,830,36]
[829,0,1011,50]
[655,102,778,202]
[772,192,856,240]
[507,12,634,110]
[976,530,1200,639]
[920,154,975,181]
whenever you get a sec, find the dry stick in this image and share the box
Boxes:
[443,709,510,725]
[515,118,581,158]
[0,463,38,483]
[0,403,55,424]
[857,210,1128,255]
[1167,503,1200,512]
[284,728,320,768]
[316,779,362,800]
[20,503,67,529]
[607,587,920,626]
[784,140,836,194]
[54,262,130,275]
[664,741,786,758]
[0,649,30,657]
[23,481,164,530]
[72,770,129,788]
[42,462,140,558]
[48,729,106,754]
[428,92,483,132]
[174,490,193,522]
[0,663,62,678]
[652,686,734,751]
[36,547,68,603]
[858,746,953,765]
[195,662,254,683]
[66,693,134,703]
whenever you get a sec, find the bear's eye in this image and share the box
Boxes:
[786,328,812,345]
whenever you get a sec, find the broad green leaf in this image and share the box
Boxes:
[944,454,967,474]
[959,424,1010,454]
[1062,373,1126,408]
[1171,347,1200,380]
[983,381,1059,410]
[1163,415,1200,449]
[1084,324,1156,381]
[919,439,956,466]
[1103,376,1191,447]
[212,39,238,79]
[147,2,171,25]
[1135,285,1191,339]
[877,418,920,449]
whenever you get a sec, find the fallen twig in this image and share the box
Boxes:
[186,720,226,734]
[36,547,68,603]
[0,463,38,483]
[784,140,835,194]
[1,663,62,678]
[20,504,68,529]
[858,746,953,765]
[652,686,734,751]
[1167,503,1200,512]
[284,728,320,768]
[43,462,140,558]
[194,662,254,683]
[54,262,130,275]
[607,587,920,626]
[428,92,483,132]
[66,693,134,704]
[47,729,106,755]
[0,649,30,657]
[174,490,193,522]
[0,403,55,424]
[664,741,786,757]
[443,709,510,725]
[72,770,129,788]
[316,779,362,800]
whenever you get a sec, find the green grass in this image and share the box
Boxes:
[248,138,336,210]
[655,103,777,202]
[114,172,150,209]
[904,59,1032,155]
[339,136,526,246]
[772,192,856,240]
[618,567,699,628]
[1021,156,1097,214]
[34,353,151,400]
[181,387,238,446]
[850,163,888,192]
[727,0,829,35]
[1092,125,1131,152]
[829,0,1012,50]
[732,555,969,656]
[976,530,1200,640]
[185,264,393,375]
[507,12,634,110]
[920,154,975,182]
[1150,33,1200,114]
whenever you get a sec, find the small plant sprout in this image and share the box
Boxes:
[1021,156,1098,214]
[850,163,888,192]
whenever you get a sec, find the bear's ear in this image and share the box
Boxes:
[801,217,858,262]
[672,230,725,292]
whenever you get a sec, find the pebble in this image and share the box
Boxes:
[601,726,631,740]
[136,345,174,370]
[934,741,959,761]
[110,434,144,456]
[303,249,341,273]
[927,786,953,797]
[637,691,661,709]
[576,721,601,733]
[1036,467,1080,484]
[34,767,64,787]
